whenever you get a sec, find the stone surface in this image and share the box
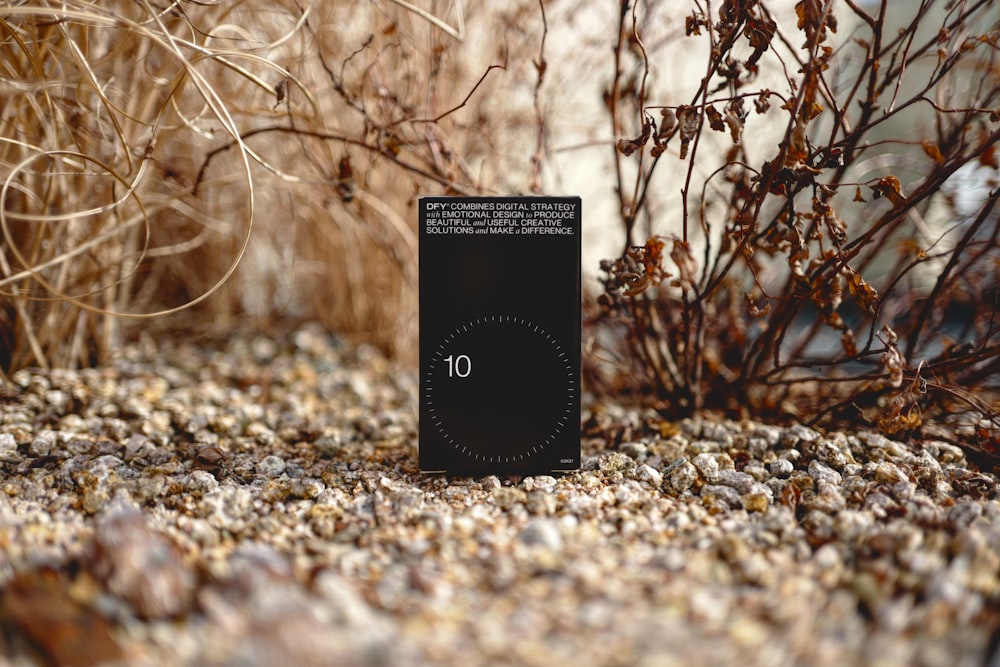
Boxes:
[0,324,998,666]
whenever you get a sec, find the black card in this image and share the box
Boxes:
[419,196,581,473]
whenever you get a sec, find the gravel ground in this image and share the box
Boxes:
[1,324,999,667]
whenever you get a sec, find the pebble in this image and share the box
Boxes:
[741,492,770,513]
[256,455,286,477]
[804,481,848,513]
[876,461,909,485]
[88,503,196,619]
[769,458,794,477]
[29,430,56,457]
[0,433,16,460]
[692,452,721,483]
[519,518,563,551]
[634,464,663,487]
[808,460,843,486]
[186,470,220,495]
[667,460,699,494]
[0,324,996,667]
[716,469,755,494]
[701,484,742,509]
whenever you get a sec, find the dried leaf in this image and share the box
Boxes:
[745,292,771,318]
[814,199,847,245]
[784,118,809,170]
[639,116,653,145]
[685,13,703,36]
[677,106,700,160]
[796,0,836,42]
[706,105,726,132]
[642,236,666,278]
[980,140,998,168]
[881,342,904,389]
[273,77,288,108]
[921,140,944,164]
[719,0,744,25]
[802,100,824,122]
[534,57,547,78]
[724,111,743,143]
[623,274,651,296]
[820,147,843,168]
[744,16,777,65]
[337,155,355,202]
[795,0,813,31]
[843,265,879,314]
[878,394,920,434]
[813,269,844,325]
[880,324,898,346]
[618,117,655,157]
[617,138,640,156]
[754,90,771,114]
[853,185,867,202]
[841,329,858,356]
[872,175,906,205]
[761,221,796,253]
[383,133,401,156]
[659,108,677,137]
[670,239,699,289]
[789,244,809,279]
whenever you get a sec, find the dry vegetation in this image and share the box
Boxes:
[2,0,999,459]
[590,0,1000,461]
[0,0,544,372]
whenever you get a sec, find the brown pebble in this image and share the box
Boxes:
[195,445,227,478]
[88,505,196,619]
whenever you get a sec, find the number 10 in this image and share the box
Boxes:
[445,354,471,378]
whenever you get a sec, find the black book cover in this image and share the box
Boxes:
[419,196,581,474]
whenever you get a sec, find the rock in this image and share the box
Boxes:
[519,518,563,551]
[0,567,123,666]
[808,460,843,486]
[186,470,220,496]
[741,491,770,513]
[716,469,755,494]
[667,460,699,494]
[769,458,794,477]
[88,504,195,619]
[0,433,16,461]
[257,454,286,478]
[692,452,721,483]
[701,484,742,509]
[29,430,56,457]
[875,461,908,485]
[634,464,663,487]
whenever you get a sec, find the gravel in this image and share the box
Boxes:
[1,324,999,666]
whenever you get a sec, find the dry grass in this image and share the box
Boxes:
[1,0,549,373]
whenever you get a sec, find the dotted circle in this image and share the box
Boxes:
[424,315,575,463]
